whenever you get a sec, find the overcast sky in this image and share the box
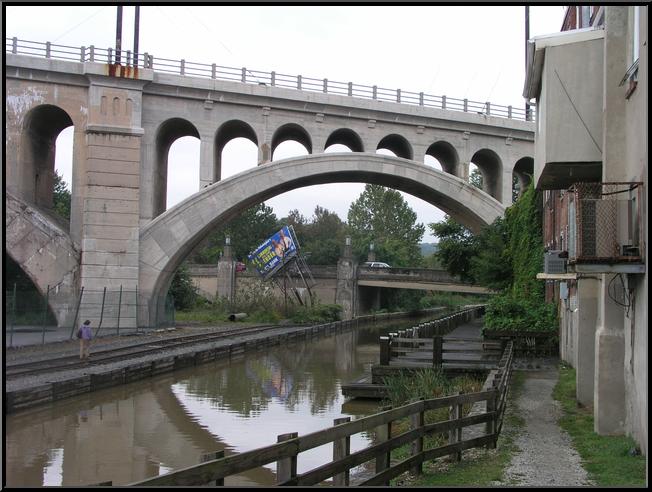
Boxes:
[6,5,566,243]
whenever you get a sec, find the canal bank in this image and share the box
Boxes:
[5,308,462,487]
[5,308,448,414]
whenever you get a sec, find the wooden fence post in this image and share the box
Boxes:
[333,417,351,485]
[276,432,298,484]
[449,391,462,462]
[433,336,443,367]
[485,387,498,449]
[379,336,390,365]
[410,400,425,475]
[375,417,392,485]
[201,450,225,485]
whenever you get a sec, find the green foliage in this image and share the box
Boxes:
[287,206,347,265]
[432,181,553,334]
[53,169,71,221]
[483,295,557,333]
[469,167,483,189]
[191,203,278,263]
[429,216,477,282]
[470,217,512,291]
[347,184,425,267]
[168,267,199,311]
[503,183,544,299]
[553,364,646,486]
[289,303,342,323]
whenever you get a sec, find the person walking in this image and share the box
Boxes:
[78,319,93,361]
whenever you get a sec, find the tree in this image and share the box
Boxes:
[191,203,278,263]
[301,206,346,265]
[429,216,477,282]
[469,217,512,291]
[53,169,71,220]
[469,167,483,189]
[168,266,199,310]
[347,185,424,267]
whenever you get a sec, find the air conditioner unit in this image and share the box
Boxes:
[544,250,567,274]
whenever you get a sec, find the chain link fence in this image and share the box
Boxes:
[5,284,176,347]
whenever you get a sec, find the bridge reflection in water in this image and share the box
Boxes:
[5,315,446,486]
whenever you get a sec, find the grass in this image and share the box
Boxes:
[552,363,646,486]
[392,371,526,487]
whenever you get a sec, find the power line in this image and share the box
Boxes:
[53,7,107,43]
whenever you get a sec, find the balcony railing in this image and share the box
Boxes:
[6,36,536,122]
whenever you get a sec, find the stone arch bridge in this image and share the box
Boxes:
[5,41,533,327]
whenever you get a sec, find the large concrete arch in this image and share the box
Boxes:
[5,191,80,327]
[139,153,505,326]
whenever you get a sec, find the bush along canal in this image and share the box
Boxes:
[6,307,482,487]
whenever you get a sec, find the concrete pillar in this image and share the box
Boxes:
[78,74,149,328]
[592,6,628,435]
[216,237,235,302]
[500,168,513,206]
[199,133,216,187]
[576,277,598,406]
[594,274,626,434]
[367,242,376,262]
[336,236,357,320]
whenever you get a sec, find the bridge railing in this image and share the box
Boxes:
[357,267,473,285]
[6,36,536,122]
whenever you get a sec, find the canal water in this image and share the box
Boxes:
[5,314,443,487]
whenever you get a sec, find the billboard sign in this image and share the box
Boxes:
[248,226,299,280]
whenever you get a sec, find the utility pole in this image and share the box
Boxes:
[134,6,140,67]
[115,5,123,65]
[525,6,531,121]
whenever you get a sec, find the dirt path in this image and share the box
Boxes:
[499,366,594,487]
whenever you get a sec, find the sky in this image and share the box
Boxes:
[6,5,566,243]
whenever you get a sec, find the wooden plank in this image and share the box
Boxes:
[288,426,424,486]
[277,432,298,484]
[296,400,424,453]
[131,439,299,486]
[201,450,225,486]
[332,417,351,486]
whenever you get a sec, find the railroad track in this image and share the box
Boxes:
[5,324,305,379]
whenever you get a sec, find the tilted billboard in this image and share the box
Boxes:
[248,225,299,280]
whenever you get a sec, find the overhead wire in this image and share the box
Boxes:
[53,6,107,43]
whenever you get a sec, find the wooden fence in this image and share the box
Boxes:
[130,340,513,487]
[483,331,558,357]
[379,306,494,367]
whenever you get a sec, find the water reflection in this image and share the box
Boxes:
[5,315,438,486]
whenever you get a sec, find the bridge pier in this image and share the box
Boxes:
[335,237,357,320]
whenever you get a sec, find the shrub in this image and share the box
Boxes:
[483,294,557,333]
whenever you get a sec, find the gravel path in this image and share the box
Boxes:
[499,366,594,487]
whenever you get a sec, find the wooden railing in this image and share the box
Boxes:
[129,340,513,487]
[379,306,488,366]
[483,330,559,357]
